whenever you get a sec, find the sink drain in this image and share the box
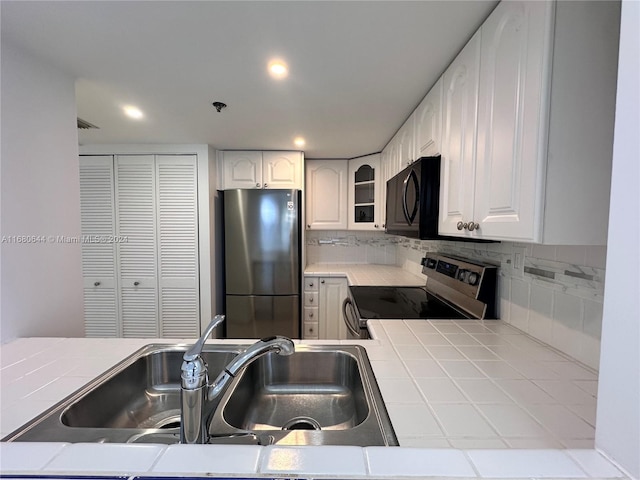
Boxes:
[281,416,322,431]
[137,412,181,430]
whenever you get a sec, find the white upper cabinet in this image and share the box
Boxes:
[415,77,443,158]
[379,147,392,228]
[395,116,416,174]
[439,31,481,237]
[262,151,303,189]
[305,160,348,230]
[221,151,262,189]
[347,154,382,230]
[473,1,551,241]
[438,0,618,244]
[221,151,302,189]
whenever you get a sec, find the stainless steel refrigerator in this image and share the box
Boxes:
[222,189,301,339]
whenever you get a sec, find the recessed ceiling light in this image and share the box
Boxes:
[294,137,306,147]
[123,105,144,119]
[268,59,288,79]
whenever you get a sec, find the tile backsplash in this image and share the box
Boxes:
[306,230,606,370]
[305,230,399,265]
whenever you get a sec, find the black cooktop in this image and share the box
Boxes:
[349,286,468,320]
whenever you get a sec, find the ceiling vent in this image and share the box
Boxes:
[77,117,99,129]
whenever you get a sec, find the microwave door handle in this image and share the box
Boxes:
[402,169,420,225]
[342,298,361,337]
[402,173,412,225]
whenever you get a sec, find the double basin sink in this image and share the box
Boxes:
[3,344,397,446]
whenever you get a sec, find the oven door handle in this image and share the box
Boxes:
[342,298,361,337]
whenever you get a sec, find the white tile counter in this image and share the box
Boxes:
[0,326,629,479]
[304,263,426,286]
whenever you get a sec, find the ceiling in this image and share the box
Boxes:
[1,1,498,159]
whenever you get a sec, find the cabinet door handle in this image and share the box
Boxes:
[264,183,268,188]
[457,221,465,231]
[94,281,101,287]
[133,281,140,286]
[320,280,325,284]
[307,224,311,228]
[467,222,480,231]
[256,183,261,188]
[374,224,379,228]
[309,312,314,318]
[309,282,314,287]
[309,297,314,303]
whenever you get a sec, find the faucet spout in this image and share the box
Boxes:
[208,336,295,399]
[180,320,295,444]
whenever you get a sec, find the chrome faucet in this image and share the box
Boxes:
[180,315,295,444]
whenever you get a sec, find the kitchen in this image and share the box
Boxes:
[1,0,638,479]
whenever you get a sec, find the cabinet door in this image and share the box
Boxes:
[475,1,550,241]
[396,117,415,172]
[379,147,392,228]
[79,156,119,337]
[115,155,159,337]
[221,151,263,189]
[439,31,481,237]
[348,154,381,230]
[156,155,200,337]
[305,160,348,229]
[415,77,443,158]
[318,277,348,340]
[263,151,302,189]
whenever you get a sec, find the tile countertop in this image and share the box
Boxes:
[0,326,628,479]
[304,263,427,286]
[0,266,627,478]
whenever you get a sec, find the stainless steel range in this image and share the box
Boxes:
[343,254,498,338]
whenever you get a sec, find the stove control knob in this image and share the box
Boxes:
[456,269,468,282]
[467,272,480,286]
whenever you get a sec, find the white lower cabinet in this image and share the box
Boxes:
[303,276,348,340]
[80,154,200,338]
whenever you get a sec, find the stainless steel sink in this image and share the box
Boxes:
[62,348,237,429]
[2,343,397,446]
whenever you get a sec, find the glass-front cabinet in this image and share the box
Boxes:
[348,154,382,230]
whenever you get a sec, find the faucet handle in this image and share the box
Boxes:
[184,315,225,361]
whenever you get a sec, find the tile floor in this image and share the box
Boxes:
[368,319,599,449]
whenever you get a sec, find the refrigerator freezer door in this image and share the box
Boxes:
[225,295,300,339]
[224,189,300,295]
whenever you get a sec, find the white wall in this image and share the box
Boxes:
[0,42,84,343]
[595,1,640,477]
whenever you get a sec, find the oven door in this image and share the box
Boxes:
[342,297,369,339]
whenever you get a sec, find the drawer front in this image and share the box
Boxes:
[304,276,320,292]
[304,291,318,307]
[303,321,319,339]
[304,306,318,323]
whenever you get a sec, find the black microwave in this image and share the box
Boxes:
[385,156,442,239]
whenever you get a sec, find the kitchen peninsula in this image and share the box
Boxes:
[0,265,626,479]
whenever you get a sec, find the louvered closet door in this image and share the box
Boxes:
[79,156,119,337]
[115,155,159,337]
[156,156,200,337]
